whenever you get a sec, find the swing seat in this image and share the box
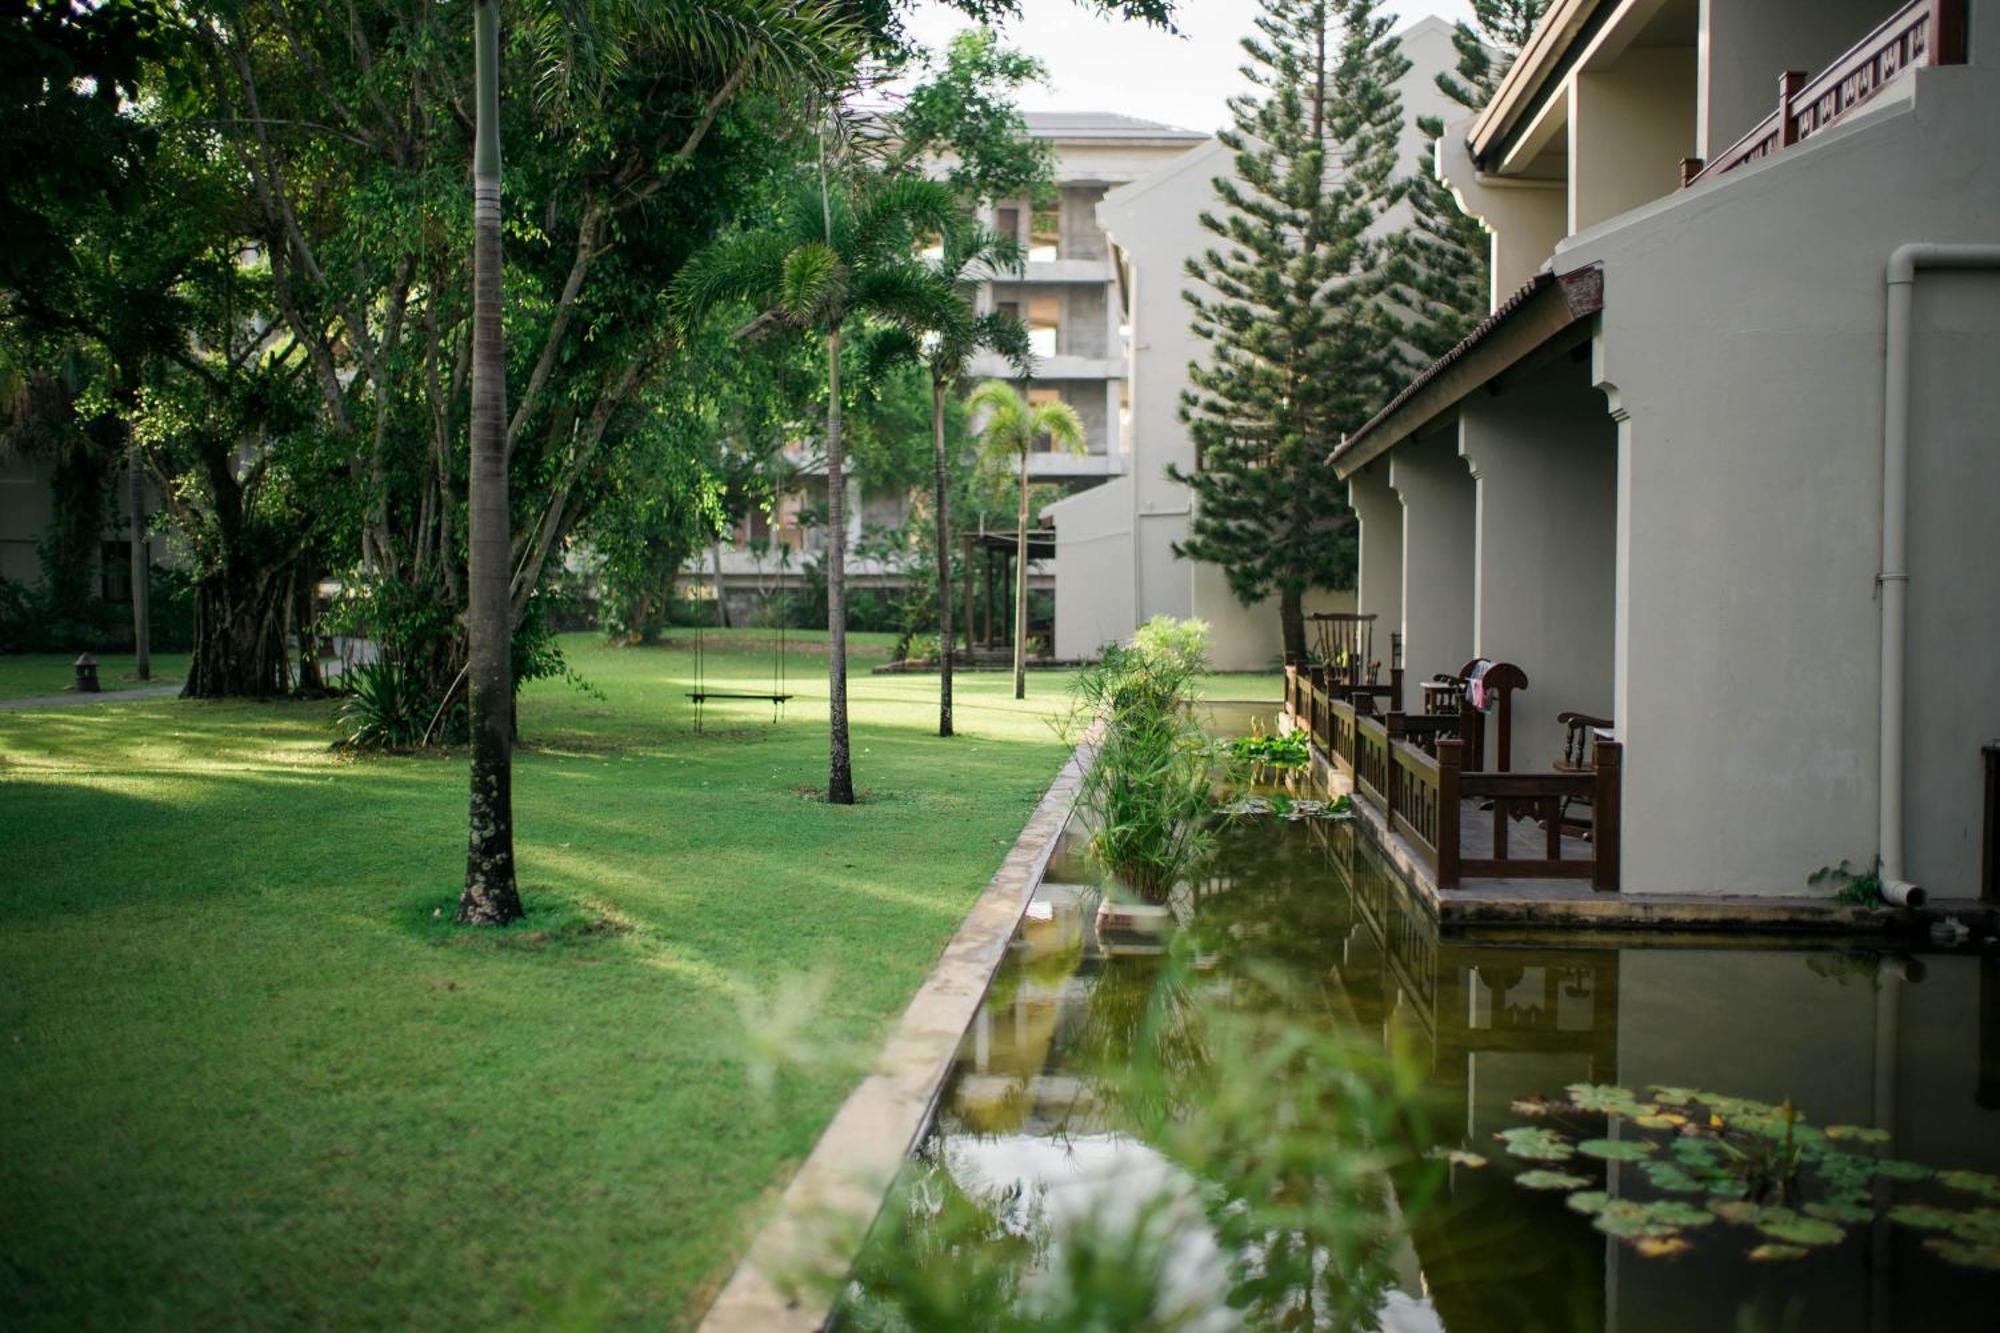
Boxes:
[685,691,795,703]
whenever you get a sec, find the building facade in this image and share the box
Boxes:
[1041,18,1460,672]
[1315,0,2000,901]
[700,112,1206,627]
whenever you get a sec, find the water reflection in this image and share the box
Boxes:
[848,714,2000,1332]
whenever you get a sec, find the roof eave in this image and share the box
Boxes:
[1330,266,1604,479]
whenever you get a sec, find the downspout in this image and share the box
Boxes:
[1878,244,2000,906]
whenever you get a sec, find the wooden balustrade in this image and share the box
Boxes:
[1282,685,1624,894]
[1687,0,1964,186]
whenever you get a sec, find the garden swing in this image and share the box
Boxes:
[686,605,794,733]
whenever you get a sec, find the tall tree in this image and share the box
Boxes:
[1169,0,1409,665]
[676,170,958,801]
[967,379,1081,699]
[865,223,1030,734]
[458,0,521,924]
[1391,0,1550,359]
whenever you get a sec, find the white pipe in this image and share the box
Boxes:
[1879,244,2000,906]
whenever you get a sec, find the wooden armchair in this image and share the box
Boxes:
[1554,711,1615,837]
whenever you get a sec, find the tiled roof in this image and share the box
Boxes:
[1022,110,1207,141]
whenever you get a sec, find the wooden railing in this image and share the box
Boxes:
[1283,669,1622,893]
[1684,0,1965,186]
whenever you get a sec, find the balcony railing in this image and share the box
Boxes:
[1285,664,1622,892]
[1682,0,1966,187]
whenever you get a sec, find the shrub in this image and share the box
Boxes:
[335,660,435,750]
[1070,617,1215,903]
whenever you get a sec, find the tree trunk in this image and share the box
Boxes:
[824,325,855,804]
[932,378,954,737]
[458,0,524,927]
[183,566,292,698]
[1012,447,1029,699]
[127,450,150,680]
[1280,583,1306,667]
[294,568,326,693]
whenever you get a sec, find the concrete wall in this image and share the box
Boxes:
[1438,124,1568,308]
[1348,459,1404,664]
[1569,48,1698,233]
[1561,27,2000,895]
[1458,355,1617,755]
[0,455,55,587]
[1389,431,1477,691]
[1699,0,1899,160]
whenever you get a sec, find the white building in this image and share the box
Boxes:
[702,112,1205,627]
[1041,17,1461,672]
[1315,0,2000,902]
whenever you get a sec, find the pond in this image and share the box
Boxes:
[836,705,2000,1331]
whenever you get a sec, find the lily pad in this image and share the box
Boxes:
[1886,1205,1958,1231]
[1514,1169,1592,1192]
[1591,1198,1715,1240]
[1427,1147,1487,1169]
[1579,1138,1657,1161]
[1634,1237,1692,1259]
[1710,1200,1790,1226]
[1937,1170,2000,1201]
[1758,1216,1845,1248]
[1925,1238,2000,1272]
[1650,1085,1699,1107]
[1805,1201,1874,1225]
[1824,1124,1891,1145]
[1566,1191,1609,1216]
[1641,1162,1703,1195]
[1511,1095,1556,1118]
[1874,1158,1935,1182]
[1749,1243,1810,1262]
[1498,1126,1575,1162]
[1633,1112,1688,1130]
[1567,1083,1653,1116]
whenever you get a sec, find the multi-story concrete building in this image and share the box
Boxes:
[1286,0,2000,906]
[1042,17,1460,670]
[701,112,1206,626]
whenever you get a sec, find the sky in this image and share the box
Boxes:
[894,0,1475,136]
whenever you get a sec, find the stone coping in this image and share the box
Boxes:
[696,727,1098,1333]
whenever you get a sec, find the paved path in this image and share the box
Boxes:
[0,685,181,711]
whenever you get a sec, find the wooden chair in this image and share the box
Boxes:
[1553,711,1615,837]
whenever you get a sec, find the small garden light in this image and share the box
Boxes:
[73,653,101,693]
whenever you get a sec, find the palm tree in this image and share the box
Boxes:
[867,225,1031,736]
[458,0,523,925]
[967,379,1083,699]
[676,166,959,802]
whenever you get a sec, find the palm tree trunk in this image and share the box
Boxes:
[127,447,150,681]
[931,378,954,737]
[825,325,855,803]
[1012,445,1028,700]
[458,0,523,926]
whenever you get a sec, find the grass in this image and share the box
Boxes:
[0,629,1279,1330]
[0,651,190,699]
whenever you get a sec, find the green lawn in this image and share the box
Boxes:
[0,630,1279,1330]
[0,651,190,699]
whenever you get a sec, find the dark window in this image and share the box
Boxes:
[996,206,1020,240]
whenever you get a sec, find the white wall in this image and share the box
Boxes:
[1698,0,1899,160]
[1570,48,1698,233]
[1390,431,1477,692]
[1458,356,1618,756]
[1348,458,1404,672]
[1563,28,2000,896]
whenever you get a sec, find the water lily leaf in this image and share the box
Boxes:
[1591,1198,1715,1240]
[1758,1216,1845,1247]
[1749,1243,1810,1262]
[1427,1147,1487,1168]
[1579,1138,1658,1161]
[1874,1158,1934,1182]
[1515,1169,1592,1191]
[1710,1200,1790,1226]
[1705,1094,1778,1119]
[1511,1095,1556,1118]
[1950,1210,2000,1244]
[1650,1085,1699,1107]
[1634,1237,1692,1259]
[1924,1238,2000,1272]
[1670,1137,1725,1167]
[1498,1126,1575,1162]
[1887,1205,1960,1231]
[1567,1083,1652,1116]
[1633,1112,1687,1130]
[1938,1170,2000,1201]
[1825,1124,1891,1145]
[1805,1201,1874,1225]
[1641,1162,1703,1195]
[1566,1191,1609,1216]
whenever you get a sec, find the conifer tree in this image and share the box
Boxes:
[1393,1,1550,360]
[1169,0,1409,665]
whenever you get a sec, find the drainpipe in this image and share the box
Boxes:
[1878,245,2000,907]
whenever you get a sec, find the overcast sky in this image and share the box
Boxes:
[893,0,1474,136]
